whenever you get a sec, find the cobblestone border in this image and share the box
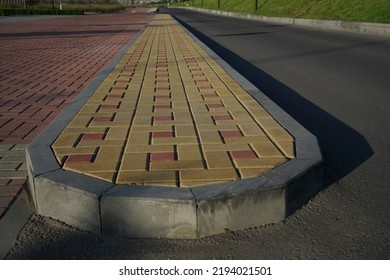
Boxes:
[27,16,323,239]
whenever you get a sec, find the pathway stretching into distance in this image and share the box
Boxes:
[53,14,294,187]
[3,7,390,259]
[0,9,154,218]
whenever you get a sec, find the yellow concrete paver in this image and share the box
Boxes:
[95,146,123,162]
[239,168,271,179]
[180,169,239,183]
[125,144,175,153]
[233,157,287,168]
[251,142,285,157]
[204,151,234,169]
[120,153,148,171]
[150,160,204,171]
[51,14,295,188]
[117,170,178,186]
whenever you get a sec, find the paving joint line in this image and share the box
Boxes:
[26,13,324,239]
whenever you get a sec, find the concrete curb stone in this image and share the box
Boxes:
[102,185,197,239]
[26,14,324,239]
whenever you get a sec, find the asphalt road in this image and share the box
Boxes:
[7,9,390,259]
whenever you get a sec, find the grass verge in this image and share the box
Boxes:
[174,0,390,23]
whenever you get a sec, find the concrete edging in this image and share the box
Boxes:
[26,16,323,239]
[179,7,390,37]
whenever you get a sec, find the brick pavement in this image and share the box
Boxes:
[52,14,295,187]
[0,10,154,218]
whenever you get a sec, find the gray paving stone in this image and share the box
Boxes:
[0,170,27,180]
[0,163,21,171]
[11,145,28,151]
[17,163,27,171]
[0,155,26,163]
[0,145,14,151]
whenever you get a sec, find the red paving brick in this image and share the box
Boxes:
[0,9,153,217]
[0,10,153,145]
[154,104,171,110]
[101,104,119,110]
[230,150,258,159]
[150,152,176,162]
[66,154,95,164]
[0,196,14,208]
[81,133,106,141]
[92,116,113,123]
[220,130,243,138]
[154,115,174,122]
[152,131,175,138]
[0,184,22,196]
[207,103,225,109]
[202,93,219,99]
[212,114,233,121]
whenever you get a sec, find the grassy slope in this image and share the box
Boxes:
[178,0,390,23]
[0,3,125,14]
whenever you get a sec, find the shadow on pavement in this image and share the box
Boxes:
[172,13,373,188]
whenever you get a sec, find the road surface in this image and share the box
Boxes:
[6,8,390,259]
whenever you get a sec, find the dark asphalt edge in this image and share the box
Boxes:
[25,13,324,239]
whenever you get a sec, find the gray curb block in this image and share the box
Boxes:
[26,16,324,239]
[179,7,390,37]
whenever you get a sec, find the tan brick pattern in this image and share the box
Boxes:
[52,14,295,187]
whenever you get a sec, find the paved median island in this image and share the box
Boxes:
[27,14,323,238]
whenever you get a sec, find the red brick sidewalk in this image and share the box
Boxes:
[0,9,154,217]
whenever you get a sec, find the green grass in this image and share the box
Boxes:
[60,3,126,13]
[175,0,390,23]
[0,3,126,16]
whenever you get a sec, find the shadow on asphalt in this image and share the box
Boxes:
[170,12,373,189]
